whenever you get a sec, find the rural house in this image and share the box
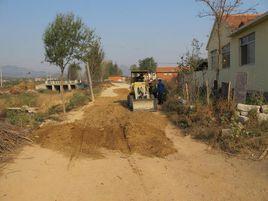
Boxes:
[156,66,179,81]
[196,12,268,99]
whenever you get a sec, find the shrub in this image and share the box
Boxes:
[246,91,266,105]
[191,127,219,142]
[5,108,47,127]
[48,104,62,115]
[213,100,236,125]
[260,120,268,132]
[66,92,89,111]
[162,96,180,113]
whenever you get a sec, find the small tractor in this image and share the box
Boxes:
[127,70,157,111]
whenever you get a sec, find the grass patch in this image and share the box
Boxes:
[5,110,45,127]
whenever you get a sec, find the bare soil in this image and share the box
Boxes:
[33,87,176,158]
[0,83,267,201]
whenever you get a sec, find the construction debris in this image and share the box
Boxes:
[0,122,31,160]
[7,105,38,114]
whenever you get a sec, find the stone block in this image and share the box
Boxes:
[261,105,268,114]
[240,111,248,116]
[237,103,260,112]
[238,115,249,123]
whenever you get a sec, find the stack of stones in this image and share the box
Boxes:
[237,104,268,123]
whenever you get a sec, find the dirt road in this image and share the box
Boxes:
[0,83,267,201]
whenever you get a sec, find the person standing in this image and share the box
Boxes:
[156,79,165,105]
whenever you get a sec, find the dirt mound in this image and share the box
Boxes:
[34,95,176,158]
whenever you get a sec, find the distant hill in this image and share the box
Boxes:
[0,65,56,78]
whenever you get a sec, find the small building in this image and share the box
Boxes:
[156,66,180,81]
[34,77,45,82]
[108,76,126,83]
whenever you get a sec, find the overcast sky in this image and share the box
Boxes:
[0,0,267,73]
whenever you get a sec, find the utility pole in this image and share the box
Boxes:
[0,71,3,88]
[86,63,95,102]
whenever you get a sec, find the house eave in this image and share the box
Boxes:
[206,21,216,50]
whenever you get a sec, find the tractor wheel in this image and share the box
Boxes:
[127,95,134,110]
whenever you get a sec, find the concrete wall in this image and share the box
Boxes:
[199,19,268,92]
[230,19,268,91]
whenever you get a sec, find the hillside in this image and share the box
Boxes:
[0,65,55,78]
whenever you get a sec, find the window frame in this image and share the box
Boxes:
[210,49,218,70]
[222,43,231,69]
[240,32,255,66]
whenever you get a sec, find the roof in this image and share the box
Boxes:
[230,11,268,36]
[156,66,180,73]
[224,14,261,30]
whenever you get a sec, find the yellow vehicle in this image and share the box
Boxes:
[127,70,157,111]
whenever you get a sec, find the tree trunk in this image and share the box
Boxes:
[216,22,222,86]
[86,63,95,102]
[60,71,66,113]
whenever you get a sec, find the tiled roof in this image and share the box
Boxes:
[156,66,180,73]
[230,11,268,36]
[224,14,261,30]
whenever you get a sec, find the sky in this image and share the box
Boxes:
[0,0,267,74]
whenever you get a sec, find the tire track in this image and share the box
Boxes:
[121,121,149,199]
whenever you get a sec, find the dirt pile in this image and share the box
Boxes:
[34,93,176,158]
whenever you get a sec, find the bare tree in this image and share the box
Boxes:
[196,0,256,85]
[179,38,203,72]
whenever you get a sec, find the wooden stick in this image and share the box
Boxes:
[259,147,268,160]
[227,81,231,103]
[206,80,210,105]
[185,83,189,103]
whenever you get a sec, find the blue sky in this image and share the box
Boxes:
[0,0,267,73]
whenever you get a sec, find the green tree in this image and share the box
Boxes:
[85,38,105,82]
[101,61,123,79]
[68,63,81,80]
[43,13,85,113]
[111,63,122,75]
[74,25,97,101]
[101,61,113,79]
[130,64,139,71]
[138,57,157,71]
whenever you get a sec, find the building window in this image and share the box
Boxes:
[240,32,255,65]
[210,49,218,70]
[222,43,230,68]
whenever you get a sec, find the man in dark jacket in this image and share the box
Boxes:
[157,79,165,105]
